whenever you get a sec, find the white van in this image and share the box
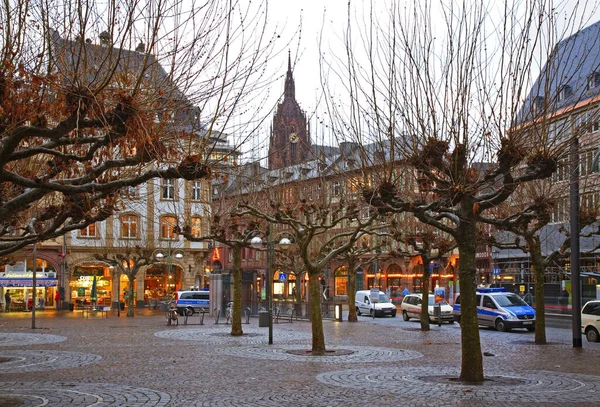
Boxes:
[175,290,210,316]
[355,290,397,317]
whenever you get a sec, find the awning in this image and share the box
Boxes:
[0,278,58,287]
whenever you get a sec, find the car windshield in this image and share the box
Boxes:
[494,294,527,307]
[427,295,449,306]
[377,294,391,303]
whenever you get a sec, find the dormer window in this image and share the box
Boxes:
[558,85,572,102]
[589,72,600,89]
[532,96,545,114]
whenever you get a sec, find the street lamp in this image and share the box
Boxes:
[155,242,184,300]
[247,226,294,345]
[491,248,499,287]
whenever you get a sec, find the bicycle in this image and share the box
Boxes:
[164,300,179,326]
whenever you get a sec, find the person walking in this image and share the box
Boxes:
[54,290,61,311]
[4,290,10,312]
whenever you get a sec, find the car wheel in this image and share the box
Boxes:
[391,311,397,317]
[495,319,507,332]
[455,315,461,324]
[369,309,375,317]
[356,307,361,316]
[402,310,410,321]
[448,320,455,324]
[586,327,600,342]
[185,308,194,317]
[526,325,535,332]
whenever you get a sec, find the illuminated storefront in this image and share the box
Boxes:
[0,258,58,310]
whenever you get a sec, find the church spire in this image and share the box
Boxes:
[284,50,295,99]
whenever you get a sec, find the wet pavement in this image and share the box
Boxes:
[0,308,598,406]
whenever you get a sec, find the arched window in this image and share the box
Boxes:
[191,216,202,238]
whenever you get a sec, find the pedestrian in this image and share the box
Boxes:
[54,290,61,311]
[4,290,10,312]
[402,287,409,297]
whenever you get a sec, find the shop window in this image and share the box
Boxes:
[120,214,138,239]
[160,216,177,240]
[80,223,96,238]
[334,267,348,296]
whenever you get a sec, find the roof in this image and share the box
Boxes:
[517,20,600,124]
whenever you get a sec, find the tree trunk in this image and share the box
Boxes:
[420,261,431,331]
[231,246,243,336]
[308,268,326,354]
[347,257,358,322]
[457,220,484,383]
[529,247,547,344]
[126,275,135,317]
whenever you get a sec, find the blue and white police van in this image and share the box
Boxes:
[174,290,209,316]
[452,287,536,332]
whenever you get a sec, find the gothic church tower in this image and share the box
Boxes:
[268,53,311,170]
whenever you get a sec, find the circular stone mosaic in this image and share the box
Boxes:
[214,344,422,364]
[0,333,66,347]
[0,350,102,373]
[0,381,170,406]
[154,327,313,344]
[316,366,600,403]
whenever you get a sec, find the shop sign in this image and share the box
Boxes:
[73,266,104,276]
[0,278,57,287]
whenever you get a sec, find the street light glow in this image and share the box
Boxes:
[278,237,291,250]
[250,236,263,249]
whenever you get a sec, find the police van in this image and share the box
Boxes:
[452,287,536,332]
[174,290,209,316]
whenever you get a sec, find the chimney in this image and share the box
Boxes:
[99,31,111,47]
[136,42,145,52]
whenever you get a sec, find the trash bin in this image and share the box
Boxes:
[120,302,125,311]
[68,303,74,312]
[258,310,269,327]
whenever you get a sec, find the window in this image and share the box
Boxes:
[332,181,340,196]
[120,214,138,239]
[80,223,96,238]
[532,96,544,114]
[191,216,202,238]
[161,179,176,200]
[124,185,138,199]
[589,72,600,89]
[558,85,572,102]
[334,267,348,296]
[192,181,202,201]
[160,216,177,240]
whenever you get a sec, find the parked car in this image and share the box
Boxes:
[355,290,397,317]
[174,290,209,316]
[582,300,600,342]
[400,293,454,323]
[453,287,536,332]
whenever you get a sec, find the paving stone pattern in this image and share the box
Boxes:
[0,310,597,406]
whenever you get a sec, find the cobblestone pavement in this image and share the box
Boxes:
[0,309,598,406]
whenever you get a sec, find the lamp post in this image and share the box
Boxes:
[155,240,184,301]
[491,248,499,287]
[246,225,293,345]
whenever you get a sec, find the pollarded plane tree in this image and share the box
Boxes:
[0,0,280,256]
[239,189,380,355]
[94,246,158,317]
[485,177,600,344]
[320,0,595,383]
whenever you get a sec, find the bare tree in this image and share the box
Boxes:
[322,0,596,383]
[0,0,280,255]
